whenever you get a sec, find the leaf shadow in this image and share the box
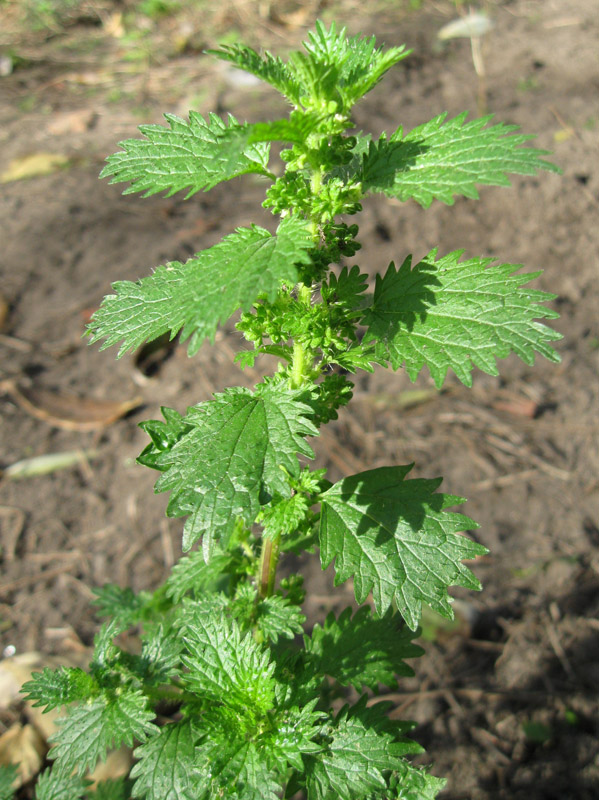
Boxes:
[363,138,430,192]
[338,466,447,544]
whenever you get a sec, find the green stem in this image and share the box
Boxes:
[290,340,308,389]
[258,532,281,599]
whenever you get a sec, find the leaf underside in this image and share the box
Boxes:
[363,249,561,388]
[319,465,486,630]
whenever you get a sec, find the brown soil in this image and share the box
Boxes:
[1,1,598,798]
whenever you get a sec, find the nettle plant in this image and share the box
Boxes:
[16,22,561,800]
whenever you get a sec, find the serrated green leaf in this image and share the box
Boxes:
[50,690,157,775]
[131,720,200,800]
[211,23,408,115]
[209,44,302,107]
[261,493,311,540]
[300,21,410,111]
[306,607,423,691]
[88,216,312,358]
[361,112,559,207]
[101,112,271,198]
[322,265,369,309]
[376,764,446,799]
[22,666,97,712]
[196,738,282,800]
[262,700,324,772]
[180,606,276,717]
[304,696,420,800]
[363,250,561,388]
[92,584,153,626]
[89,778,131,800]
[152,385,317,552]
[136,622,183,684]
[329,345,379,373]
[244,112,326,145]
[34,768,90,800]
[165,551,233,602]
[255,594,305,643]
[319,465,486,629]
[0,765,17,800]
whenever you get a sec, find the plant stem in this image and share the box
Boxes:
[258,532,281,599]
[290,340,308,389]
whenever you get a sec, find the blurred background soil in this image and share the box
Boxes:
[0,0,598,797]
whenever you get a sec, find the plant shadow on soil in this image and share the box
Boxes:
[1,1,598,797]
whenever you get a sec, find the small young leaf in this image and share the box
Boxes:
[50,690,157,775]
[262,700,324,772]
[306,606,423,691]
[255,594,306,643]
[209,44,302,107]
[319,465,486,629]
[304,696,420,800]
[22,666,97,712]
[101,112,271,198]
[361,112,559,207]
[136,622,183,685]
[376,765,446,799]
[195,738,282,800]
[34,769,90,800]
[92,584,153,627]
[152,385,317,552]
[165,551,233,602]
[131,720,200,800]
[180,606,276,716]
[88,216,312,358]
[363,250,561,388]
[300,21,410,111]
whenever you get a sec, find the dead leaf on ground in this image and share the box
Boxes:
[103,10,125,38]
[0,153,71,183]
[2,449,99,481]
[47,109,96,136]
[0,380,141,431]
[0,291,9,331]
[492,395,540,418]
[0,723,46,786]
[0,505,26,561]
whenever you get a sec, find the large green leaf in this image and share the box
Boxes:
[319,465,486,630]
[88,216,312,357]
[306,606,423,691]
[361,112,559,207]
[49,690,157,775]
[363,250,561,387]
[33,769,90,800]
[150,384,317,552]
[304,697,420,800]
[101,112,271,197]
[179,607,276,716]
[131,720,200,800]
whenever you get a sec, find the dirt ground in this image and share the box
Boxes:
[0,0,598,797]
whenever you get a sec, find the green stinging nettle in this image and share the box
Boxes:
[16,22,561,800]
